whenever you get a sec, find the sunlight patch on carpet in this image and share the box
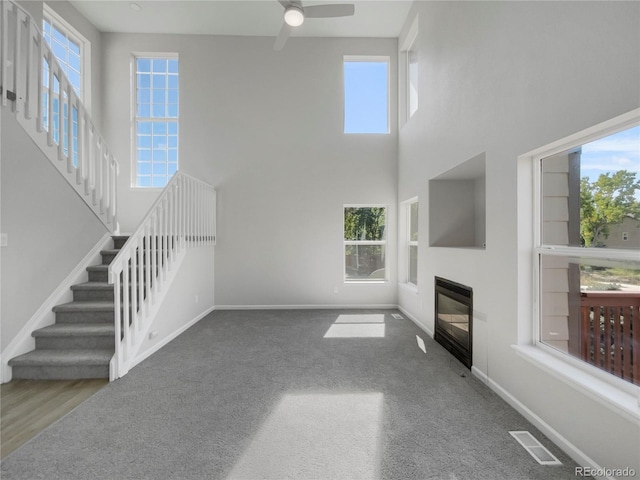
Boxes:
[226,392,383,480]
[323,314,386,338]
[335,314,385,323]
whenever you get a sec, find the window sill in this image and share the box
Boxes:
[344,280,391,285]
[512,345,640,424]
[399,283,418,294]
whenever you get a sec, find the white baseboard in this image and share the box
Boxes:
[398,305,434,338]
[132,305,216,368]
[214,304,398,310]
[0,233,112,383]
[471,366,611,480]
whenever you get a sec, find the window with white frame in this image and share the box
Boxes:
[400,15,418,123]
[535,120,640,386]
[343,56,389,134]
[344,206,387,281]
[407,45,418,119]
[408,201,419,286]
[133,56,179,188]
[400,198,419,286]
[42,6,89,167]
[43,6,87,99]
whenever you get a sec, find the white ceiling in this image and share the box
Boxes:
[68,0,413,38]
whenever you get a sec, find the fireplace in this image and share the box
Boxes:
[434,277,473,369]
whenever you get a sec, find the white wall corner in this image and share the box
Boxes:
[399,305,434,338]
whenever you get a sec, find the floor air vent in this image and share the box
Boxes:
[509,431,562,466]
[391,313,403,320]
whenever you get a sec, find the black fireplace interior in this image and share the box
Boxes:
[434,276,473,369]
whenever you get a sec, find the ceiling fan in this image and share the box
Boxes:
[274,0,355,51]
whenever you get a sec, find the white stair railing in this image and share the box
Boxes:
[108,172,216,380]
[1,0,118,231]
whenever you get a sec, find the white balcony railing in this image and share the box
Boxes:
[1,0,118,231]
[108,172,216,380]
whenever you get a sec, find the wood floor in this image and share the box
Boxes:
[1,379,107,459]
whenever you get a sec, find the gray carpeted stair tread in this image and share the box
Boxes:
[53,301,114,312]
[8,349,113,366]
[71,282,113,290]
[33,324,114,337]
[87,265,109,271]
[100,249,121,255]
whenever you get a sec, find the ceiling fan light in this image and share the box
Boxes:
[284,6,304,27]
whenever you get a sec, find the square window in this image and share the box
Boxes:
[137,58,151,72]
[152,58,167,73]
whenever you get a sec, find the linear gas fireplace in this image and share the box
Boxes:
[434,277,473,369]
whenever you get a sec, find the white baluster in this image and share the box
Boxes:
[112,265,123,378]
[76,104,83,185]
[1,1,8,106]
[47,56,54,145]
[66,84,73,173]
[12,4,20,113]
[122,258,131,361]
[25,16,33,119]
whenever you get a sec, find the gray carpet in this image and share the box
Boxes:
[0,309,583,479]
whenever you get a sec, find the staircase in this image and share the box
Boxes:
[8,235,128,380]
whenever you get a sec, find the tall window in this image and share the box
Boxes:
[400,15,418,124]
[42,6,89,166]
[407,47,418,119]
[401,199,419,286]
[43,6,86,98]
[344,206,387,281]
[343,56,389,134]
[536,123,640,386]
[134,56,179,188]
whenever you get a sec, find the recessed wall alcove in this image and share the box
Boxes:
[429,153,486,249]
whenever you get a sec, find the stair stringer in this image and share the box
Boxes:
[0,232,113,383]
[109,246,187,381]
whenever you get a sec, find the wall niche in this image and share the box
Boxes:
[429,153,486,249]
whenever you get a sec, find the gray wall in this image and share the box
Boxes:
[397,0,640,472]
[101,34,399,308]
[1,108,107,351]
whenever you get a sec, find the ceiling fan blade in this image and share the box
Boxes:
[304,4,355,18]
[274,22,292,51]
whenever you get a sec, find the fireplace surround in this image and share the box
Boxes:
[434,277,473,368]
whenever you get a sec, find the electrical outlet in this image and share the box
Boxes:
[149,330,158,340]
[333,286,339,294]
[195,295,199,303]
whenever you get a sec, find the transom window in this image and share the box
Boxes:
[344,206,387,281]
[536,122,640,385]
[343,56,389,134]
[133,56,179,188]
